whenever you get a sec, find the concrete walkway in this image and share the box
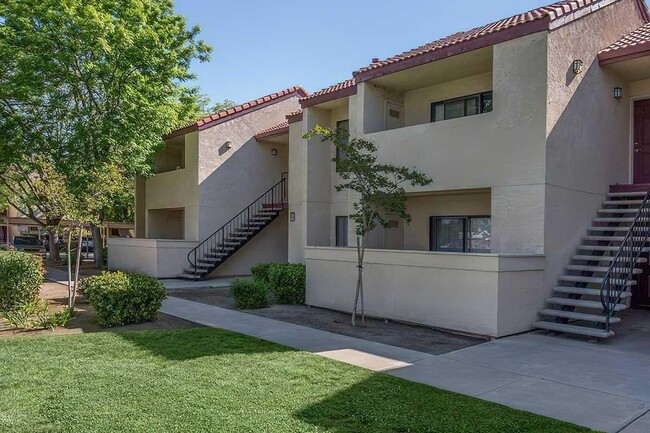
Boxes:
[161,297,650,432]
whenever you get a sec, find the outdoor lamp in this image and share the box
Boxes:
[572,59,584,75]
[271,148,278,156]
[614,87,623,100]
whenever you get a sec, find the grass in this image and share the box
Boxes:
[0,328,593,433]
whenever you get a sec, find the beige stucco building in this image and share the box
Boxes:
[111,0,650,340]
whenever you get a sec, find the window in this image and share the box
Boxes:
[335,216,348,247]
[431,92,493,123]
[335,119,350,173]
[430,216,491,253]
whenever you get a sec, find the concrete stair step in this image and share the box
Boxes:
[184,268,208,275]
[546,297,628,311]
[178,273,202,280]
[199,257,222,263]
[608,191,648,198]
[598,208,640,214]
[532,321,614,338]
[539,308,622,323]
[572,255,648,263]
[583,235,647,242]
[577,245,650,252]
[552,285,632,298]
[593,217,634,223]
[602,200,643,205]
[558,275,636,285]
[566,265,642,274]
[588,226,634,232]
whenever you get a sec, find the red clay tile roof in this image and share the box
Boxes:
[286,110,303,123]
[355,0,650,81]
[167,86,309,138]
[599,22,650,63]
[255,121,289,140]
[300,78,357,108]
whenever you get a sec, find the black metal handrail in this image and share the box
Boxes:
[187,177,287,275]
[600,190,650,331]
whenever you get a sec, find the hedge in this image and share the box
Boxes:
[230,278,269,309]
[0,250,44,311]
[268,263,306,305]
[80,271,166,327]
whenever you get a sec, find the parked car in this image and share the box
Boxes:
[12,236,46,255]
[43,237,66,252]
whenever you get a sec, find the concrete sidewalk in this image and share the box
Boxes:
[161,297,650,432]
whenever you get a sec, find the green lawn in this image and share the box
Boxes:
[0,328,592,433]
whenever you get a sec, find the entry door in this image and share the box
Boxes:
[384,213,403,250]
[633,99,650,184]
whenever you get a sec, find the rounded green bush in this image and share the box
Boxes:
[0,250,44,311]
[268,263,306,305]
[80,271,166,327]
[250,263,278,287]
[230,278,269,309]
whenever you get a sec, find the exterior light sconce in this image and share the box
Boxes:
[289,212,296,222]
[224,141,232,149]
[614,87,623,100]
[271,148,278,156]
[572,59,584,75]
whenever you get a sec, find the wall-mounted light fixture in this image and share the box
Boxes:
[271,148,278,156]
[614,87,623,100]
[289,212,296,222]
[572,59,584,75]
[224,141,232,149]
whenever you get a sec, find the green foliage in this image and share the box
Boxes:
[230,279,269,310]
[268,263,306,305]
[1,299,70,330]
[0,250,43,311]
[250,263,277,286]
[80,271,166,327]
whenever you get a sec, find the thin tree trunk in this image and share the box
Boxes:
[48,230,60,262]
[352,235,362,327]
[70,225,83,313]
[359,234,367,324]
[67,229,73,309]
[91,223,103,269]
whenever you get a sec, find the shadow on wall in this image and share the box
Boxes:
[117,328,293,361]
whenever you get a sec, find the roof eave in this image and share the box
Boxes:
[354,18,551,83]
[255,126,290,141]
[300,85,357,109]
[599,43,650,64]
[287,112,303,124]
[164,124,198,140]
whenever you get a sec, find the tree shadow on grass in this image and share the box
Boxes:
[116,327,294,361]
[294,374,590,433]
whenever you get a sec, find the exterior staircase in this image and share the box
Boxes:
[533,188,650,339]
[178,178,287,280]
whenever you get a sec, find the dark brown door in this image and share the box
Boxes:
[634,99,650,184]
[633,254,650,309]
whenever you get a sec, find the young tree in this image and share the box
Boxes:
[0,0,211,267]
[305,126,433,326]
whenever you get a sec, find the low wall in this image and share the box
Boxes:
[305,247,545,338]
[108,238,197,278]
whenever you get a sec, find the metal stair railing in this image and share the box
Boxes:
[187,177,287,277]
[600,190,650,332]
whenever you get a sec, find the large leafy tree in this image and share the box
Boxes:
[305,126,433,326]
[0,0,211,264]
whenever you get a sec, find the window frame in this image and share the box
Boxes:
[335,216,349,247]
[430,91,493,123]
[429,215,491,253]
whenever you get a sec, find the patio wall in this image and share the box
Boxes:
[108,238,197,278]
[305,247,545,338]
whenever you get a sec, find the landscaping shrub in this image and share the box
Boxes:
[80,271,166,327]
[230,278,269,309]
[250,263,277,286]
[0,250,44,311]
[268,263,306,305]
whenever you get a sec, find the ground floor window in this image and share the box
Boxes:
[430,216,491,253]
[335,216,348,247]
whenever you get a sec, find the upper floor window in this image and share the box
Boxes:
[430,91,493,123]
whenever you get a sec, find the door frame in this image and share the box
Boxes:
[630,95,650,184]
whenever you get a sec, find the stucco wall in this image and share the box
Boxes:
[144,131,200,240]
[543,0,646,291]
[305,247,544,337]
[288,120,307,263]
[108,237,197,278]
[631,78,650,98]
[403,72,493,127]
